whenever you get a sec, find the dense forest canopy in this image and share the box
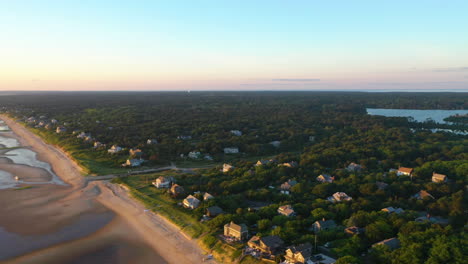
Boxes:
[0,91,466,263]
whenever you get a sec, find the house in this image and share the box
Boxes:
[346,162,362,172]
[280,161,298,168]
[170,184,185,197]
[147,139,158,145]
[224,147,239,154]
[177,135,192,140]
[50,119,58,124]
[412,190,435,200]
[328,192,352,202]
[206,206,224,217]
[280,179,298,191]
[56,126,67,133]
[269,141,281,148]
[44,123,53,130]
[188,151,201,159]
[204,154,213,160]
[278,205,295,217]
[309,136,315,142]
[230,130,242,136]
[93,141,105,148]
[77,132,91,139]
[397,167,413,176]
[316,174,334,183]
[381,207,405,214]
[224,221,248,241]
[84,136,94,142]
[129,148,143,157]
[255,160,272,166]
[284,243,312,264]
[122,159,144,167]
[183,195,200,209]
[432,172,447,183]
[376,181,388,190]
[415,214,449,225]
[247,235,284,255]
[372,238,400,250]
[108,145,122,154]
[313,219,336,231]
[222,163,234,173]
[345,226,364,235]
[152,176,174,188]
[203,192,214,201]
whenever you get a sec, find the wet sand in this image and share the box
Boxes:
[0,115,216,264]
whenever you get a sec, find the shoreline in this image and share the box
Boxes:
[0,115,216,264]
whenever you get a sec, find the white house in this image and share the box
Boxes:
[183,195,200,209]
[147,139,158,145]
[269,141,281,148]
[93,141,105,148]
[316,174,334,183]
[152,176,173,188]
[224,147,239,154]
[328,192,352,202]
[397,167,413,176]
[188,151,202,159]
[230,130,242,136]
[108,145,122,154]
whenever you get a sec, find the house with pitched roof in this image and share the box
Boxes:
[397,167,413,176]
[206,206,224,217]
[183,195,200,209]
[224,221,248,241]
[372,238,400,250]
[152,176,174,188]
[222,163,234,173]
[432,172,447,183]
[316,174,334,183]
[248,235,284,255]
[412,190,434,200]
[170,184,185,197]
[313,219,337,232]
[278,205,296,217]
[284,243,312,264]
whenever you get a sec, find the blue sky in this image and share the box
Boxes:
[1,0,467,91]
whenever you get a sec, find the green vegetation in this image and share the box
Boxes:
[1,91,466,263]
[14,186,33,190]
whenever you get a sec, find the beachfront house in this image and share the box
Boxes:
[224,147,239,154]
[206,206,224,217]
[230,130,242,136]
[77,132,91,139]
[224,221,248,241]
[170,184,185,197]
[247,235,284,255]
[313,219,337,232]
[56,126,67,133]
[397,167,413,176]
[432,172,448,183]
[108,145,122,154]
[183,195,200,209]
[316,174,334,183]
[278,205,295,217]
[152,176,174,188]
[255,160,272,167]
[222,163,234,173]
[284,243,312,264]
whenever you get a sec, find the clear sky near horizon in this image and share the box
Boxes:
[1,0,468,91]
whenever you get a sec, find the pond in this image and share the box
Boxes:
[366,108,468,124]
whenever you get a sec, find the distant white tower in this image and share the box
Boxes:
[15,176,19,181]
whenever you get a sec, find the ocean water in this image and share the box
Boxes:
[366,108,468,124]
[4,148,65,185]
[0,170,16,189]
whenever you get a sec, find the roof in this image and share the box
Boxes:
[206,206,223,215]
[373,238,400,250]
[287,242,312,259]
[345,226,363,235]
[414,190,434,199]
[432,173,447,181]
[184,195,200,204]
[315,219,336,229]
[225,221,248,232]
[204,192,214,200]
[278,205,295,216]
[260,235,284,248]
[398,167,413,174]
[170,184,184,194]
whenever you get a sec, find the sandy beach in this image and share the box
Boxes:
[0,115,216,264]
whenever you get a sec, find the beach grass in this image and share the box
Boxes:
[14,185,33,190]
